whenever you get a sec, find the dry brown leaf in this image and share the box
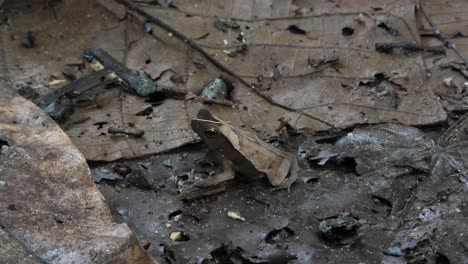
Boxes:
[135,0,446,128]
[6,0,463,161]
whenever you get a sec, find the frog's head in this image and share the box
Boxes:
[191,109,226,150]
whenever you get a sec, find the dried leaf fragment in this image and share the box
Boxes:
[227,211,246,221]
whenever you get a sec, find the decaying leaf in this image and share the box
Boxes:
[208,111,298,188]
[311,123,435,174]
[0,86,156,263]
[227,211,246,222]
[134,0,446,129]
[309,118,468,183]
[6,0,465,163]
[417,0,468,115]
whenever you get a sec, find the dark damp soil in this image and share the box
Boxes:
[92,135,468,264]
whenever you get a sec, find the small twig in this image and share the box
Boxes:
[114,0,335,129]
[107,127,145,138]
[307,55,339,68]
[419,1,468,67]
[191,96,236,107]
[423,185,462,207]
[375,42,445,54]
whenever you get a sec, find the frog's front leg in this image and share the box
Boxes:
[194,160,235,187]
[194,149,219,167]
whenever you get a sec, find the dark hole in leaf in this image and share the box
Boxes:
[136,107,153,116]
[145,89,186,105]
[377,22,400,36]
[145,58,152,64]
[145,91,169,105]
[287,25,306,35]
[92,121,108,130]
[342,26,354,36]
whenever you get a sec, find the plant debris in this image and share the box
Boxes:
[170,231,190,242]
[91,168,124,183]
[200,78,229,100]
[4,0,468,263]
[384,225,434,257]
[108,127,145,138]
[125,164,155,189]
[21,31,35,48]
[213,19,240,32]
[375,42,445,54]
[307,55,339,68]
[227,211,246,221]
[318,215,362,244]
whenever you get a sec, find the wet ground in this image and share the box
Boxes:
[92,131,468,264]
[2,1,468,263]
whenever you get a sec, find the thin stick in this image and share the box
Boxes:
[423,185,462,207]
[191,96,236,107]
[418,1,468,67]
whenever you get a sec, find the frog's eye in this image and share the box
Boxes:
[205,128,219,137]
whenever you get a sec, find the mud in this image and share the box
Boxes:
[93,133,468,263]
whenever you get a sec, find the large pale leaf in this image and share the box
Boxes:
[0,86,156,263]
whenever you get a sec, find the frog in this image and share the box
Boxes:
[189,108,298,190]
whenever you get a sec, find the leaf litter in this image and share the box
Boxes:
[2,0,468,263]
[308,114,468,185]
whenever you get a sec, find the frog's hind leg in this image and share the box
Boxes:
[194,162,235,187]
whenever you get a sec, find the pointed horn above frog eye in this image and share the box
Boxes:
[197,108,218,122]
